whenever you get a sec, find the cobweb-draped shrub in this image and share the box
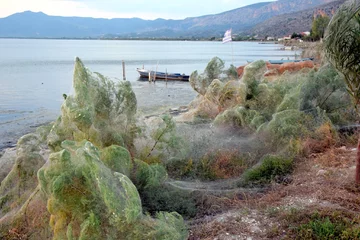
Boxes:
[0,133,45,217]
[215,64,355,135]
[47,58,138,152]
[136,115,188,164]
[241,60,267,101]
[190,57,238,96]
[38,140,188,239]
[0,58,190,239]
[214,106,258,129]
[324,0,360,105]
[190,57,224,95]
[299,64,356,125]
[242,155,293,184]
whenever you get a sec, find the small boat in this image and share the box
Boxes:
[136,68,189,81]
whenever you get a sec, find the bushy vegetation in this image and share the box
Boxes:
[184,58,355,184]
[138,185,197,218]
[166,149,249,181]
[324,0,360,106]
[311,14,330,40]
[280,209,360,239]
[216,63,351,143]
[242,155,293,184]
[190,57,238,96]
[37,140,188,239]
[0,22,359,238]
[47,58,138,152]
[0,58,190,239]
[138,114,187,164]
[0,133,45,217]
[324,0,360,183]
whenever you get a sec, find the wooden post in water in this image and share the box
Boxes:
[122,60,126,80]
[154,62,159,83]
[165,68,168,85]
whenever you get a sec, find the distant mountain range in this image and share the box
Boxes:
[0,0,344,38]
[249,0,346,37]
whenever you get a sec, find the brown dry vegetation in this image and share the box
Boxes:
[189,137,360,239]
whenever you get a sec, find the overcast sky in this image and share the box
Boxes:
[0,0,277,20]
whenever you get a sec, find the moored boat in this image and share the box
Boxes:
[136,68,189,81]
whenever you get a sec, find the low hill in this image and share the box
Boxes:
[249,0,346,38]
[0,0,339,38]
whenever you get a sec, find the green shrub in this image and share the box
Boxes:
[299,65,355,125]
[139,185,197,219]
[47,58,138,151]
[214,107,257,129]
[142,115,187,162]
[189,57,225,95]
[100,145,132,176]
[38,140,188,239]
[132,159,167,190]
[195,150,249,180]
[262,109,314,148]
[298,217,346,239]
[225,64,239,80]
[0,133,45,216]
[243,155,293,184]
[276,86,301,112]
[246,77,296,120]
[295,212,360,240]
[135,160,197,219]
[166,158,194,178]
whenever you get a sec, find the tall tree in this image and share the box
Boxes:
[324,0,360,183]
[311,14,330,40]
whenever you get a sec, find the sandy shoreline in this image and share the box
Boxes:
[0,109,58,152]
[0,106,183,152]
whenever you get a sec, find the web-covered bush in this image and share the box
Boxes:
[190,57,238,95]
[299,64,356,125]
[136,115,188,163]
[0,133,45,217]
[0,58,191,239]
[214,106,258,129]
[48,58,138,152]
[38,140,188,239]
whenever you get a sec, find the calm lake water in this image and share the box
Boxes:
[0,39,299,149]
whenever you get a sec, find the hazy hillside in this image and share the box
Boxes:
[181,0,337,32]
[249,0,346,37]
[0,11,182,38]
[0,0,339,38]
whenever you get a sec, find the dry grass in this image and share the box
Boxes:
[0,190,52,240]
[189,142,360,239]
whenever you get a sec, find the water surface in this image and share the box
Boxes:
[0,39,300,149]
